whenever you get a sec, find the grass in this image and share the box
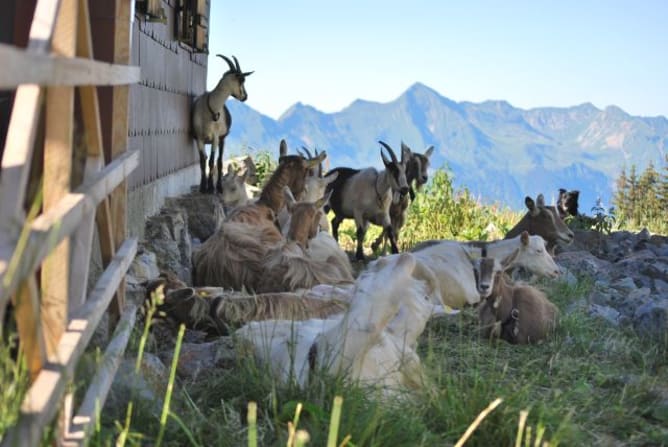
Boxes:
[1,166,667,446]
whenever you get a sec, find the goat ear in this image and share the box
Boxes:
[573,190,580,198]
[521,230,529,246]
[243,71,254,77]
[536,194,546,208]
[279,139,288,157]
[424,145,435,158]
[315,190,333,209]
[525,196,537,214]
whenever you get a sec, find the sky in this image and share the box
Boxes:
[207,1,668,120]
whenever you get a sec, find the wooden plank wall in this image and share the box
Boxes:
[127,0,207,191]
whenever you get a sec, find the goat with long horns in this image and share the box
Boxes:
[191,54,254,193]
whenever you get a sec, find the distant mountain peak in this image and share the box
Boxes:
[278,101,322,121]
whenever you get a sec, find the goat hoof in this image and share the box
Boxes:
[199,183,207,194]
[216,182,223,194]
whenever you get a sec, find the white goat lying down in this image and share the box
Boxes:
[410,231,560,308]
[235,253,442,395]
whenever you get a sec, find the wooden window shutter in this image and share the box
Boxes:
[136,0,166,22]
[194,0,209,53]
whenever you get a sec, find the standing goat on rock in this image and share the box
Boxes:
[191,54,253,193]
[326,141,409,260]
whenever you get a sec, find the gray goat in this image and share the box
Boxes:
[371,142,434,253]
[191,54,253,193]
[325,141,409,260]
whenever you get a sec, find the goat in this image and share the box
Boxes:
[557,188,580,219]
[219,164,251,211]
[191,54,253,193]
[144,285,348,336]
[474,248,559,344]
[505,194,574,255]
[410,231,560,308]
[278,146,338,233]
[235,252,441,395]
[326,141,409,260]
[193,186,352,291]
[371,142,434,253]
[225,139,325,228]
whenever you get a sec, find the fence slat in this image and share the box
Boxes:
[0,150,139,310]
[0,238,138,447]
[69,0,108,312]
[0,44,141,89]
[12,277,46,381]
[41,0,78,359]
[107,0,133,319]
[62,303,138,446]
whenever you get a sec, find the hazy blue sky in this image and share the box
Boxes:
[208,1,668,120]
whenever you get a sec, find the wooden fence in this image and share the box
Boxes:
[0,0,140,445]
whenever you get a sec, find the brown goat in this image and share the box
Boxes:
[148,286,348,335]
[192,188,351,291]
[225,139,325,227]
[505,193,574,254]
[475,251,559,344]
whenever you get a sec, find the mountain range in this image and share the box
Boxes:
[224,82,667,211]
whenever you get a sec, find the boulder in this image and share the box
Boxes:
[165,193,225,242]
[145,207,192,284]
[160,336,237,381]
[108,353,169,416]
[633,300,668,339]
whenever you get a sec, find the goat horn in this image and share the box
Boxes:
[217,54,236,72]
[378,141,398,164]
[232,55,241,72]
[300,146,313,159]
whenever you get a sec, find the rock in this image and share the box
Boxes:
[559,266,578,286]
[555,251,611,278]
[590,289,614,306]
[611,277,637,294]
[126,248,161,305]
[588,303,621,326]
[633,300,668,339]
[165,193,225,242]
[653,278,668,295]
[108,353,169,415]
[160,337,237,381]
[145,207,192,284]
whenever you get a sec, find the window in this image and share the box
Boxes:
[176,0,208,53]
[136,0,166,23]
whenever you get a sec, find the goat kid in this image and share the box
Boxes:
[371,142,434,253]
[474,249,559,344]
[191,54,253,193]
[279,146,338,234]
[326,141,409,260]
[505,193,574,255]
[219,164,252,212]
[225,140,325,228]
